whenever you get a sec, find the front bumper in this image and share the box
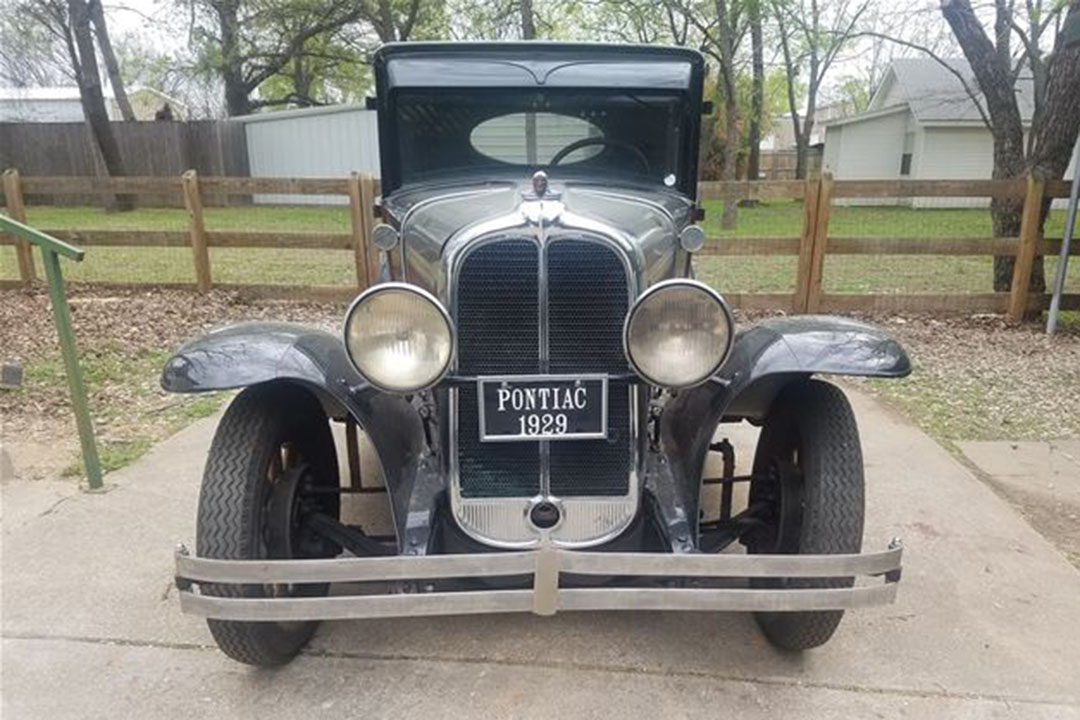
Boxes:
[174,542,903,621]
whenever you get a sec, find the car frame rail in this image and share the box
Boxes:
[174,541,903,622]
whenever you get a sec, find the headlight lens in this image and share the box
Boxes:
[624,280,734,388]
[343,283,453,393]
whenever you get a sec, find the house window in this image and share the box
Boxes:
[899,152,913,176]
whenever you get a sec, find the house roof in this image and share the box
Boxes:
[834,57,1036,127]
[0,86,104,101]
[0,85,185,109]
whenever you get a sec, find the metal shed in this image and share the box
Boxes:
[237,105,380,204]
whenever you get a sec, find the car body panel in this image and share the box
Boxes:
[161,323,426,552]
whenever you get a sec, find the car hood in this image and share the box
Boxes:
[382,178,695,296]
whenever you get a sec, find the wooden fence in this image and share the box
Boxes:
[1,170,1077,322]
[0,121,249,206]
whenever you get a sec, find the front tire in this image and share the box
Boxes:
[746,380,865,651]
[196,383,340,666]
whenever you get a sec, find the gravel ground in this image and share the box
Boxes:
[851,314,1080,444]
[0,286,345,480]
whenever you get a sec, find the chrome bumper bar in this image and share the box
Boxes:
[174,542,902,621]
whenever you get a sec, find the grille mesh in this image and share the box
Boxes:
[456,239,540,498]
[547,240,632,497]
[455,237,632,499]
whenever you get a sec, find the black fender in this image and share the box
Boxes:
[161,322,425,551]
[660,315,910,539]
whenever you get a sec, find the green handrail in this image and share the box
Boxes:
[1,214,103,489]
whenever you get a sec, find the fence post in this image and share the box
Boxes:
[348,172,377,290]
[3,169,36,285]
[1007,174,1046,323]
[804,173,835,313]
[360,174,380,285]
[794,176,821,313]
[181,170,212,292]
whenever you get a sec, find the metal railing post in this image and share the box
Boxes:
[41,248,103,489]
[0,213,102,489]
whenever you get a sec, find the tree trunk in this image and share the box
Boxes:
[776,11,802,181]
[794,137,807,180]
[715,0,739,229]
[747,0,763,182]
[217,0,251,117]
[520,0,536,38]
[942,0,1041,293]
[1029,4,1080,181]
[68,0,131,210]
[88,0,134,122]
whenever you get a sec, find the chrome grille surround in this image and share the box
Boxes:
[444,200,643,549]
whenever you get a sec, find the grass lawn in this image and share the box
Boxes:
[2,200,1078,293]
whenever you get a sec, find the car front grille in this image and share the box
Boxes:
[455,237,633,499]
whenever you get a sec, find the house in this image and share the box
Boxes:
[758,104,852,180]
[0,86,187,122]
[822,57,1076,205]
[761,103,854,152]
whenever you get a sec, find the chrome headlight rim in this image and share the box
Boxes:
[342,281,455,394]
[622,279,735,389]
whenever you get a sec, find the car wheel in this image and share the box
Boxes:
[196,383,341,666]
[745,379,864,651]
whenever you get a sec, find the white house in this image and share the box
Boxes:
[0,86,187,122]
[822,58,1076,206]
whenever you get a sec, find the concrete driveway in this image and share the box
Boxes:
[3,389,1079,719]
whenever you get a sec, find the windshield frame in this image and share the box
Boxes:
[373,44,705,199]
[387,87,697,194]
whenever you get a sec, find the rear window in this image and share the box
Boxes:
[470,112,603,165]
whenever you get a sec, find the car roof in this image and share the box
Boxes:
[373,42,704,91]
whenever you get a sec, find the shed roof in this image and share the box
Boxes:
[871,57,1035,124]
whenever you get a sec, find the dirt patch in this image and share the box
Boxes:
[0,286,344,480]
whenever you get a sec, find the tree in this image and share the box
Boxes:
[833,5,952,115]
[940,0,1080,292]
[0,7,70,86]
[18,0,132,208]
[88,0,134,121]
[772,0,869,179]
[667,0,746,228]
[191,0,434,116]
[570,0,690,44]
[747,0,764,180]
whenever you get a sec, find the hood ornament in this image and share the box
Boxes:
[531,170,549,198]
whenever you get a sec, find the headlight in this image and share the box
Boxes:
[623,280,734,388]
[343,283,454,393]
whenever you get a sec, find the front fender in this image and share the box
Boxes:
[161,322,425,552]
[660,315,910,540]
[718,315,910,418]
[161,322,361,399]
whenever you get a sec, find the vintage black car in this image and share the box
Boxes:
[165,42,909,666]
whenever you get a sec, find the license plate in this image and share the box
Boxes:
[477,375,608,442]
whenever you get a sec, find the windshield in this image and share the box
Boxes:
[391,88,693,191]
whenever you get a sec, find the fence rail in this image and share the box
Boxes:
[2,169,1078,321]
